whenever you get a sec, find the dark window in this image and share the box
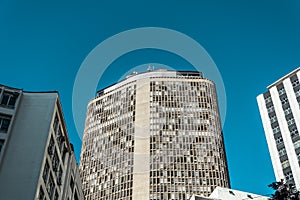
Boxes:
[38,186,45,200]
[48,136,55,156]
[74,190,79,200]
[0,92,18,108]
[0,139,5,153]
[52,150,59,171]
[62,145,67,164]
[42,161,50,183]
[53,114,59,133]
[0,114,11,133]
[54,189,59,200]
[57,166,63,185]
[70,176,74,191]
[47,174,55,199]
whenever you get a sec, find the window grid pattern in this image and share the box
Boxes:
[41,112,68,200]
[149,80,229,199]
[0,114,11,133]
[80,84,136,200]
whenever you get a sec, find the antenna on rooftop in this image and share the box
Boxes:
[147,65,154,71]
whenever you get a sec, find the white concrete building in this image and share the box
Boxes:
[0,85,83,200]
[257,67,300,190]
[80,69,230,200]
[190,187,269,200]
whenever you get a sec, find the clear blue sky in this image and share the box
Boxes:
[1,0,300,196]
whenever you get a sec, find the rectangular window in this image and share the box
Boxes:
[0,114,11,133]
[265,96,272,104]
[273,126,280,134]
[295,89,300,97]
[48,136,55,156]
[0,91,18,108]
[62,145,67,164]
[53,114,59,133]
[294,140,300,149]
[287,118,295,126]
[278,148,287,156]
[270,116,277,123]
[42,160,50,183]
[52,150,59,171]
[284,108,292,115]
[282,160,290,169]
[267,106,275,113]
[57,166,63,185]
[278,88,286,95]
[47,174,55,199]
[54,189,59,200]
[38,186,45,200]
[74,191,79,200]
[0,139,5,153]
[281,97,289,105]
[70,176,74,191]
[292,79,300,87]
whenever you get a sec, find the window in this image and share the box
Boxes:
[54,190,59,200]
[292,79,300,87]
[281,97,289,105]
[57,166,63,185]
[38,186,45,200]
[290,128,298,137]
[278,88,286,95]
[42,161,50,183]
[62,145,67,164]
[285,172,293,181]
[48,136,55,156]
[270,116,277,123]
[53,114,59,133]
[294,140,300,149]
[47,174,55,199]
[0,114,11,133]
[284,108,292,115]
[70,176,74,191]
[0,139,5,153]
[282,160,290,169]
[0,91,18,108]
[74,191,79,200]
[287,118,295,126]
[273,126,280,134]
[52,150,59,171]
[275,136,283,145]
[295,89,300,97]
[265,96,272,104]
[278,148,286,157]
[267,106,275,113]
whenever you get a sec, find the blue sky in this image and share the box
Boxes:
[1,0,300,196]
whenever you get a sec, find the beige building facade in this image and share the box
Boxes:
[80,70,230,200]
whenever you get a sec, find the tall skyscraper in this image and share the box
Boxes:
[80,69,230,200]
[257,67,300,190]
[0,84,83,200]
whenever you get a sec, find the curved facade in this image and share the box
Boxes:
[80,70,230,200]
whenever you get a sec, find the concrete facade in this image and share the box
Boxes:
[80,69,230,200]
[0,85,83,200]
[257,67,300,190]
